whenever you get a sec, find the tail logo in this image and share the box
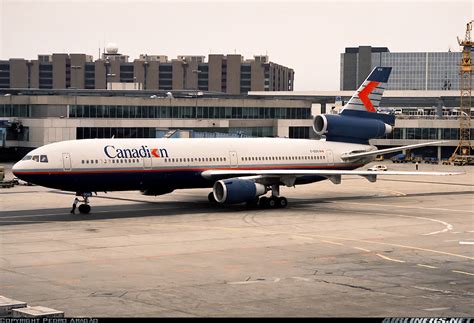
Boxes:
[357,81,379,113]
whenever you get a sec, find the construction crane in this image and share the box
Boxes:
[450,20,473,165]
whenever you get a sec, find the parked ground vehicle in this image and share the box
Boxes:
[368,165,388,171]
[452,155,474,166]
[423,157,438,164]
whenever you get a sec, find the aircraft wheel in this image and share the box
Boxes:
[246,198,259,208]
[268,197,277,208]
[208,192,218,205]
[259,196,269,208]
[277,197,288,208]
[78,204,91,214]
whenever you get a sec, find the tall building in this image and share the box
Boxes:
[340,46,472,91]
[0,47,294,94]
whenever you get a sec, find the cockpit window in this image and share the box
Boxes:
[32,155,39,162]
[40,155,48,163]
[22,155,32,161]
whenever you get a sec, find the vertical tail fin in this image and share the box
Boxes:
[341,66,392,113]
[340,66,394,125]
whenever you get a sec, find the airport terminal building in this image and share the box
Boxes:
[0,48,294,94]
[0,46,472,162]
[0,88,471,161]
[340,46,473,91]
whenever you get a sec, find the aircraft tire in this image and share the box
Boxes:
[208,192,218,205]
[246,198,259,208]
[259,196,269,208]
[277,197,288,208]
[268,197,277,208]
[78,204,91,214]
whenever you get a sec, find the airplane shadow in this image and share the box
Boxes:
[0,190,472,226]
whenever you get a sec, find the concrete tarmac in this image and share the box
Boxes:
[0,162,473,317]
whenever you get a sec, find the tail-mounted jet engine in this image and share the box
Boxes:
[313,114,392,144]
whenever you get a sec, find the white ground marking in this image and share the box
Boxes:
[423,307,451,311]
[459,241,474,245]
[0,206,181,219]
[452,270,474,276]
[172,223,474,261]
[339,201,474,214]
[346,207,454,236]
[291,277,311,282]
[227,281,262,285]
[417,264,438,269]
[376,253,406,263]
[353,247,371,252]
[413,286,452,294]
[320,240,344,246]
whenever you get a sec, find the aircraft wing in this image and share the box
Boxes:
[202,169,462,186]
[202,169,460,178]
[341,141,447,161]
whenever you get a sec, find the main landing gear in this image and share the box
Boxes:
[208,185,288,209]
[74,192,93,214]
[258,195,288,209]
[256,184,287,209]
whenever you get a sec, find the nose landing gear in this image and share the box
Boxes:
[73,192,93,214]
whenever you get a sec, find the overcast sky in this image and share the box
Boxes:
[0,0,472,90]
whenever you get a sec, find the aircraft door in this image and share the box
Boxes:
[62,153,72,171]
[143,157,152,170]
[326,150,334,166]
[229,151,238,167]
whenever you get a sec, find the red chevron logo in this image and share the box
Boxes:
[151,149,160,158]
[357,81,379,112]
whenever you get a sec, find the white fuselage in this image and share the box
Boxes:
[12,138,374,193]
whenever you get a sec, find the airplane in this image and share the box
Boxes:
[12,67,460,214]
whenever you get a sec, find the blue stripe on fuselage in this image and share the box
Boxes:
[16,165,360,193]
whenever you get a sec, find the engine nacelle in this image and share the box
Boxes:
[141,187,174,196]
[213,179,267,204]
[313,114,392,143]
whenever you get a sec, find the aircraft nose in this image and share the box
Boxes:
[12,161,22,177]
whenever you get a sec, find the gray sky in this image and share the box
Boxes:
[0,0,472,90]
